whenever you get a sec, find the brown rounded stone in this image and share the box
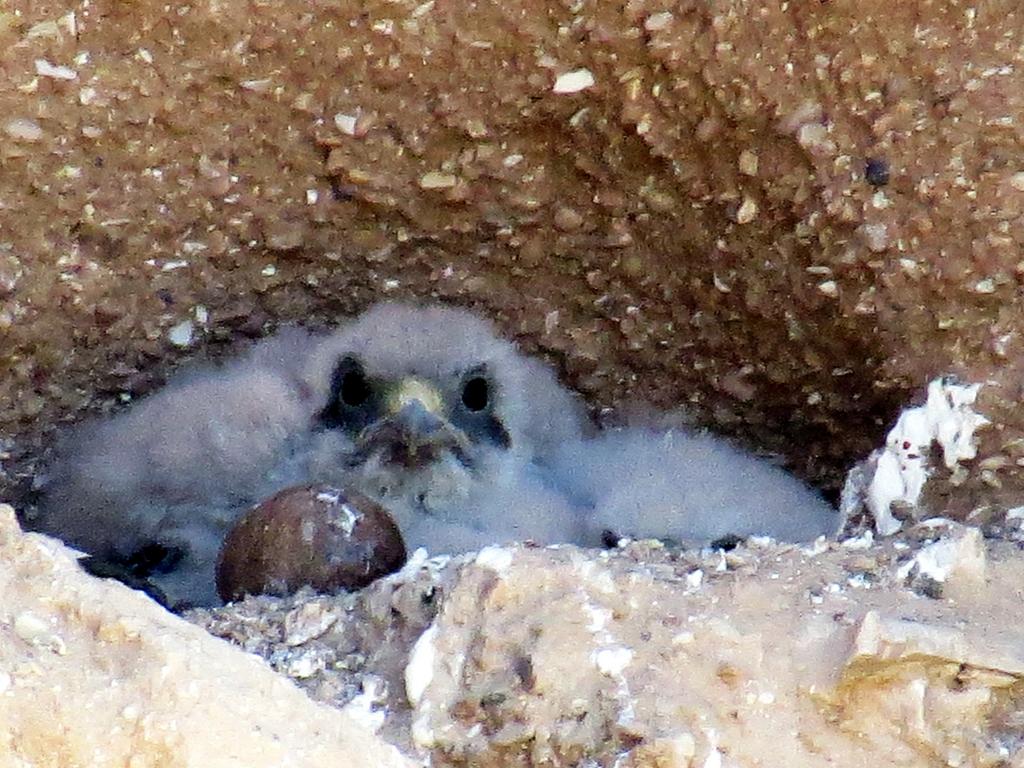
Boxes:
[216,484,406,603]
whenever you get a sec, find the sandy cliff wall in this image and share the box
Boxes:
[4,0,1024,515]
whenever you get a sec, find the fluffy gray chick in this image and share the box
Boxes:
[550,427,838,547]
[300,302,589,555]
[37,302,836,609]
[300,305,836,552]
[36,328,322,607]
[35,304,588,608]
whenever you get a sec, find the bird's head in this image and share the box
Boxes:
[319,359,508,477]
[303,302,586,510]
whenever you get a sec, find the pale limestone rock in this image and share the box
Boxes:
[4,497,1023,768]
[848,610,1024,677]
[0,504,413,768]
[831,609,1024,766]
[399,539,1024,767]
[894,521,988,597]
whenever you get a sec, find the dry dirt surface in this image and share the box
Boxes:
[189,521,1024,768]
[0,504,415,768]
[2,501,1022,767]
[4,0,1024,519]
[3,1,1024,763]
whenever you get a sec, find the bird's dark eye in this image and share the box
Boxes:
[341,367,371,406]
[451,367,509,449]
[319,356,378,431]
[461,376,489,412]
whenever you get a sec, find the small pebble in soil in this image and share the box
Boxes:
[864,157,890,187]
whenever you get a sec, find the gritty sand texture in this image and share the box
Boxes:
[3,1,1024,762]
[5,0,1024,519]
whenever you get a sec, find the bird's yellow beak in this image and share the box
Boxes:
[361,377,467,469]
[385,378,445,417]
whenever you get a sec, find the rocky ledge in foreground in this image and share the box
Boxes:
[0,504,411,768]
[2,500,1023,767]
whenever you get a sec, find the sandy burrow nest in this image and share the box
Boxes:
[187,518,1024,768]
[7,0,1024,520]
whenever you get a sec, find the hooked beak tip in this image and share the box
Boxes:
[386,378,445,418]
